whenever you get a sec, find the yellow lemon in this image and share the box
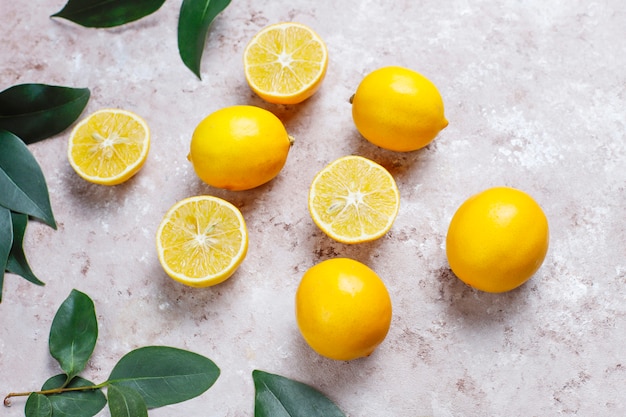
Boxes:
[188,105,293,191]
[446,187,549,293]
[295,258,392,361]
[67,108,150,185]
[351,66,448,152]
[243,22,328,104]
[308,155,400,244]
[156,195,248,287]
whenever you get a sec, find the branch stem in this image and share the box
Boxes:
[4,381,108,407]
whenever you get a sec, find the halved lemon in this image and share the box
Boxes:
[308,155,400,244]
[243,22,328,104]
[156,195,248,287]
[67,108,150,185]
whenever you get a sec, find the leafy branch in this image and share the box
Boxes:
[4,290,347,417]
[51,0,232,79]
[4,290,220,417]
[0,83,90,302]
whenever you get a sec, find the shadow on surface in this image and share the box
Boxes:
[435,265,534,326]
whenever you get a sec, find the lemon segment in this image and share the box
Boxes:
[156,196,248,287]
[308,155,400,244]
[67,108,150,185]
[244,22,328,104]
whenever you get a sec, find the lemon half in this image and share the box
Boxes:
[308,155,400,244]
[67,108,150,185]
[244,22,328,104]
[156,195,249,287]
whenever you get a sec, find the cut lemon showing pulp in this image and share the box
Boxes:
[67,108,150,185]
[243,22,328,104]
[156,196,248,287]
[308,155,400,244]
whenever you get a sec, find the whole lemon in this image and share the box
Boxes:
[446,187,549,293]
[189,105,293,191]
[295,258,392,361]
[351,66,448,152]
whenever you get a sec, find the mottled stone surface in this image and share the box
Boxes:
[1,1,625,416]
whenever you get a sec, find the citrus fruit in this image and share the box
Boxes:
[156,195,248,287]
[243,22,328,104]
[446,186,549,293]
[351,66,448,152]
[188,105,293,191]
[295,258,392,361]
[67,108,150,185]
[308,155,400,244]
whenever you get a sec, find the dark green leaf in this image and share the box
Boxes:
[49,289,98,380]
[107,346,220,408]
[178,0,231,79]
[41,375,106,417]
[0,206,13,303]
[52,0,166,28]
[253,370,346,417]
[25,393,52,417]
[0,84,89,144]
[107,384,148,417]
[0,130,56,228]
[6,211,45,286]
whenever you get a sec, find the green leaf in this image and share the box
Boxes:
[41,375,106,417]
[0,206,13,303]
[0,84,89,144]
[178,0,232,79]
[253,370,347,417]
[107,346,220,408]
[107,384,148,417]
[52,0,167,28]
[6,211,45,286]
[49,289,98,381]
[25,393,52,417]
[0,130,56,228]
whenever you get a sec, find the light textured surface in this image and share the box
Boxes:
[1,1,625,416]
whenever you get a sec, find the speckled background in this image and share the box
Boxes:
[1,1,625,416]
